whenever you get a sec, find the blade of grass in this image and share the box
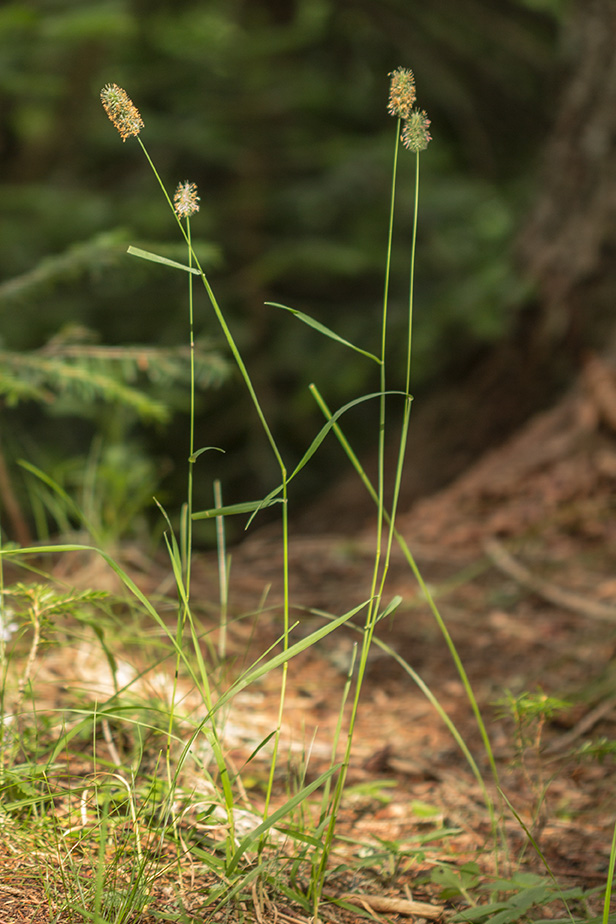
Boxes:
[226,764,341,875]
[265,302,381,363]
[127,244,201,274]
[603,816,616,924]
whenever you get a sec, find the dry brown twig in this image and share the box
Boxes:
[340,892,444,919]
[484,537,616,623]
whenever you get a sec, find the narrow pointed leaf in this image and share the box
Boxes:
[18,460,99,539]
[266,302,381,363]
[192,497,283,520]
[227,764,340,874]
[216,598,369,711]
[289,390,408,480]
[377,595,403,622]
[189,446,225,463]
[243,389,410,529]
[127,245,201,275]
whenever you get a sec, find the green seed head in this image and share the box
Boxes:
[173,182,200,219]
[401,109,432,152]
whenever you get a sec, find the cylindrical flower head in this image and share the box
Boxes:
[174,182,200,219]
[401,110,432,152]
[388,67,416,119]
[100,84,144,142]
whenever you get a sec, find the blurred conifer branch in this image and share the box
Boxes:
[0,231,219,309]
[0,232,229,543]
[0,333,229,422]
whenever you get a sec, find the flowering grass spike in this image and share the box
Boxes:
[100,83,144,142]
[174,181,200,219]
[388,67,417,119]
[401,109,432,153]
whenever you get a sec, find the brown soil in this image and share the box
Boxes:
[2,355,616,922]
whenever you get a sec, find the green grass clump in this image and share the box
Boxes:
[0,70,613,924]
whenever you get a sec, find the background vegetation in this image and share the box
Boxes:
[0,0,568,543]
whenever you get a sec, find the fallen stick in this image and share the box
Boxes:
[484,537,616,623]
[544,694,616,755]
[341,893,444,919]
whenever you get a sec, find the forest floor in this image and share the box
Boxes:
[2,358,616,922]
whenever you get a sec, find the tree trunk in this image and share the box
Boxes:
[299,0,616,532]
[518,0,616,360]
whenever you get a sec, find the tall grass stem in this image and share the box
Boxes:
[214,478,228,660]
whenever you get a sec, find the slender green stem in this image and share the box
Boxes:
[603,816,616,924]
[214,479,228,660]
[310,383,500,819]
[137,136,291,843]
[261,480,289,827]
[405,154,420,395]
[185,216,195,594]
[370,120,401,610]
[310,148,498,909]
[165,214,196,808]
[379,152,419,589]
[377,153,503,830]
[137,139,284,472]
[311,121,402,912]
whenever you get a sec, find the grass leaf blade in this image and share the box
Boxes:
[266,302,381,363]
[127,245,201,275]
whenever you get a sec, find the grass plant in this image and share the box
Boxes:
[0,70,612,924]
